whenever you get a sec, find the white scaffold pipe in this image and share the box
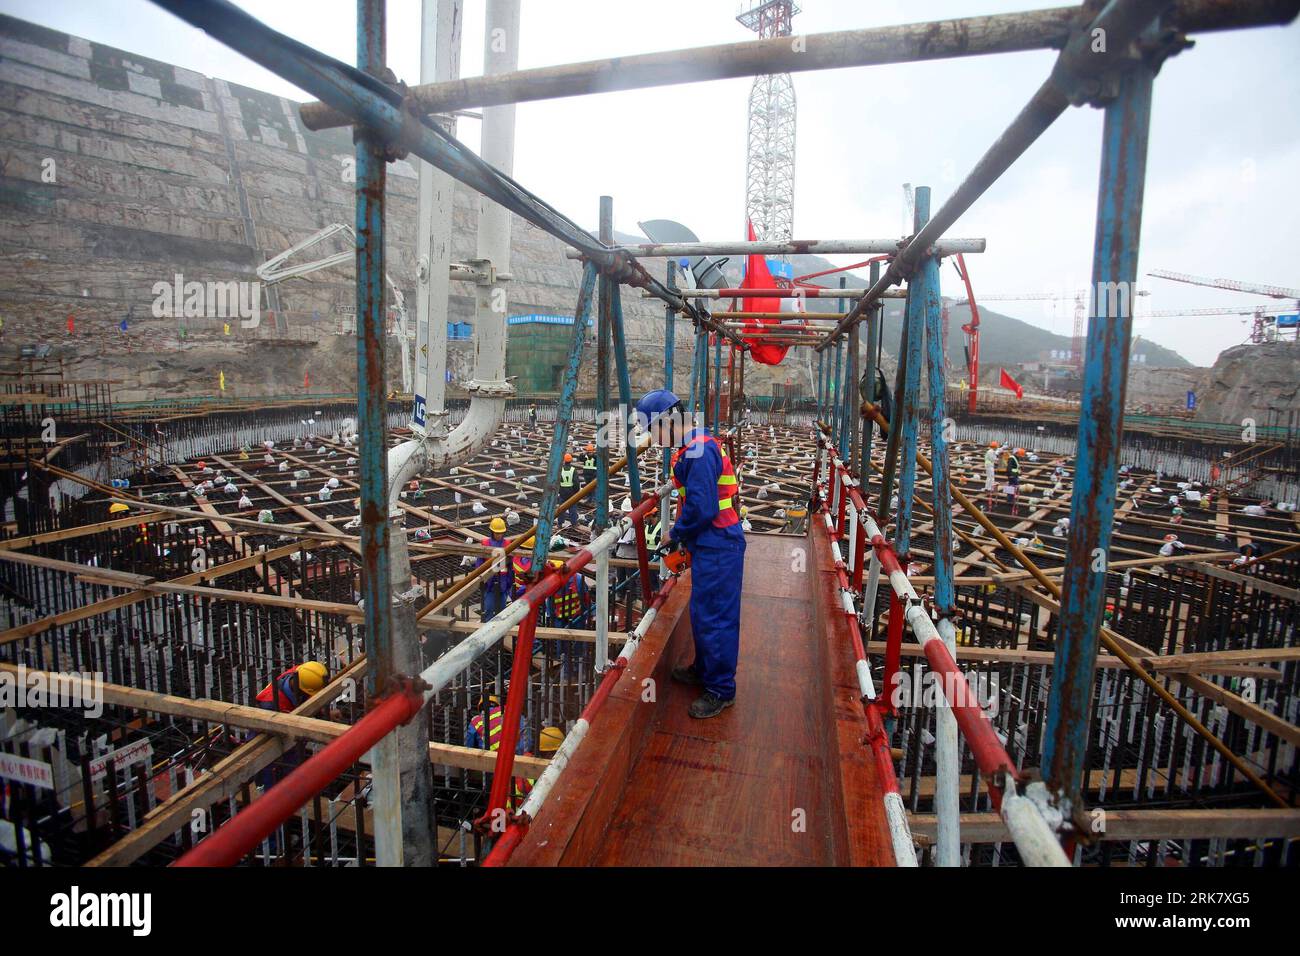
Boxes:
[1001,781,1071,867]
[884,792,920,867]
[517,715,591,820]
[566,238,987,259]
[855,659,877,700]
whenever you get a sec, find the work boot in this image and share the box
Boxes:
[688,692,735,719]
[671,664,702,685]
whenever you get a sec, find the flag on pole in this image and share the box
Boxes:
[736,220,792,366]
[66,314,75,334]
[303,369,310,389]
[999,367,1024,399]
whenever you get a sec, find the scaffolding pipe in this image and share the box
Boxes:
[1044,21,1153,818]
[567,238,986,258]
[299,2,1298,129]
[172,687,425,867]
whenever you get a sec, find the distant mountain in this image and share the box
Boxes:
[606,230,1194,372]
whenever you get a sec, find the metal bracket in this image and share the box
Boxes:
[1053,16,1191,109]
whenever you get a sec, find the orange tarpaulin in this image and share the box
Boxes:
[735,221,798,366]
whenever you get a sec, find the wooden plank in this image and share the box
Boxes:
[908,808,1300,843]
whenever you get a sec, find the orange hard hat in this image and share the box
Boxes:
[585,443,595,452]
[564,452,573,462]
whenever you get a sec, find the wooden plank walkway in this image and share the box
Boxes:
[589,534,892,866]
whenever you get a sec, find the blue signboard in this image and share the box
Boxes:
[1186,391,1196,411]
[1276,313,1299,329]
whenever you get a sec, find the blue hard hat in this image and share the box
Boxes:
[635,389,681,427]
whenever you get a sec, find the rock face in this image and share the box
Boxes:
[1195,341,1300,427]
[0,14,704,402]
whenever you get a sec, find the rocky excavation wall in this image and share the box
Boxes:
[0,14,731,403]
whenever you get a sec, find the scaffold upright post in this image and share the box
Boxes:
[1043,22,1158,823]
[894,186,930,558]
[916,191,959,867]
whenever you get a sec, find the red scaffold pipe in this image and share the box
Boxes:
[173,686,425,867]
[481,574,680,867]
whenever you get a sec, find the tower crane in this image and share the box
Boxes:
[1147,269,1300,343]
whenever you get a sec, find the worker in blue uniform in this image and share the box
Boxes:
[636,389,746,719]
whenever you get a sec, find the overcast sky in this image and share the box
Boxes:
[4,0,1297,366]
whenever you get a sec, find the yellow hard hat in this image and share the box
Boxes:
[109,503,130,514]
[539,726,564,754]
[490,517,506,534]
[297,661,328,695]
[522,535,535,548]
[477,694,501,707]
[549,558,565,569]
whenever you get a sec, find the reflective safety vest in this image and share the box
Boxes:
[256,666,304,713]
[479,536,512,590]
[671,434,741,529]
[645,520,663,552]
[470,706,505,750]
[552,575,584,622]
[583,455,596,471]
[560,466,576,488]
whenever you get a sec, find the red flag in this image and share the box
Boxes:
[999,367,1024,399]
[736,220,792,366]
[303,369,310,389]
[66,314,75,334]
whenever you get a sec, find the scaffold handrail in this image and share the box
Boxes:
[815,433,1071,866]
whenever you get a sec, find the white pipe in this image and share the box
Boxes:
[595,550,610,672]
[854,659,876,700]
[1001,782,1071,867]
[934,614,960,867]
[410,0,461,433]
[565,238,986,258]
[387,0,517,584]
[884,792,919,867]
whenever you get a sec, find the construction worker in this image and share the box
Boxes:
[559,453,578,526]
[511,535,536,598]
[983,441,1000,506]
[637,388,745,719]
[528,403,538,428]
[256,661,328,712]
[545,557,589,665]
[1005,447,1023,514]
[477,516,514,622]
[465,693,532,756]
[466,694,534,809]
[582,443,597,489]
[255,661,328,787]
